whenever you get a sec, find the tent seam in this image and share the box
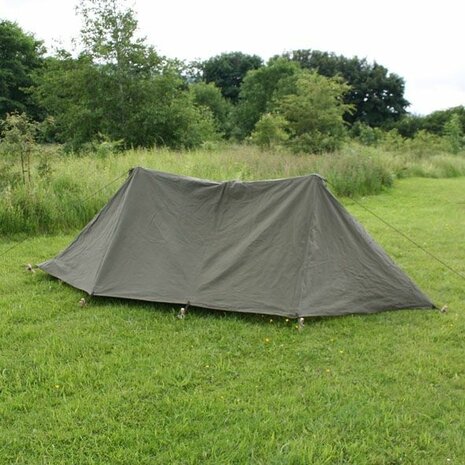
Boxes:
[295,178,321,316]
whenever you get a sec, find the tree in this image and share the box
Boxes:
[250,113,289,149]
[125,71,219,149]
[36,53,218,150]
[241,65,352,153]
[279,49,409,127]
[0,20,45,120]
[77,0,150,64]
[76,0,163,134]
[34,51,107,148]
[386,114,425,138]
[34,0,219,149]
[422,106,465,135]
[197,52,263,103]
[233,59,300,139]
[275,71,352,153]
[388,105,465,139]
[189,82,232,135]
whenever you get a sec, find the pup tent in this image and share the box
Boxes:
[39,167,434,317]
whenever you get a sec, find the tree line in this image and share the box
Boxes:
[1,0,464,153]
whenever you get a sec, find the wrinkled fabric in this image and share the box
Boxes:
[39,167,434,317]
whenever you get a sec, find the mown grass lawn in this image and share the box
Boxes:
[0,177,464,465]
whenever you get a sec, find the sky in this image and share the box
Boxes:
[1,0,464,115]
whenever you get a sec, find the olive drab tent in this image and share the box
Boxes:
[39,167,434,317]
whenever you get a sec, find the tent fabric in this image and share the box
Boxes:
[39,167,434,317]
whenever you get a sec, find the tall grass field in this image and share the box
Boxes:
[1,143,465,235]
[1,146,464,464]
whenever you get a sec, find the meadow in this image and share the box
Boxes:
[1,145,464,463]
[1,142,465,235]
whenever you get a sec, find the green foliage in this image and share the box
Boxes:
[76,0,157,69]
[37,58,219,150]
[354,124,463,159]
[377,128,406,151]
[0,20,45,120]
[189,82,232,135]
[131,74,219,149]
[327,154,393,196]
[2,10,463,152]
[279,49,409,127]
[443,114,464,154]
[236,63,351,152]
[351,122,384,146]
[275,71,352,153]
[421,105,465,135]
[80,134,125,158]
[387,113,425,138]
[196,52,263,103]
[3,139,465,235]
[406,130,448,158]
[33,0,219,150]
[34,53,104,149]
[389,106,465,141]
[36,152,54,180]
[0,112,39,185]
[233,59,301,139]
[250,113,289,149]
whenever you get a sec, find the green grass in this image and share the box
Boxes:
[1,144,393,235]
[1,177,464,464]
[2,142,464,235]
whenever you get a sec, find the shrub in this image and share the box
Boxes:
[0,112,39,185]
[379,129,405,152]
[250,113,289,150]
[189,82,232,136]
[276,71,352,153]
[351,122,384,146]
[444,114,464,154]
[405,130,448,158]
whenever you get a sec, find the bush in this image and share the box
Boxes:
[250,113,289,150]
[189,82,232,136]
[378,129,405,152]
[0,112,39,185]
[351,122,384,146]
[276,71,352,153]
[404,130,448,158]
[444,114,464,154]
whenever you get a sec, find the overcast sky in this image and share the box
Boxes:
[2,0,464,115]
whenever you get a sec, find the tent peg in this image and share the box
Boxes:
[177,301,190,319]
[298,317,305,330]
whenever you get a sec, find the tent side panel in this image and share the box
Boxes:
[298,182,434,316]
[92,169,316,316]
[37,173,134,294]
[192,176,317,315]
